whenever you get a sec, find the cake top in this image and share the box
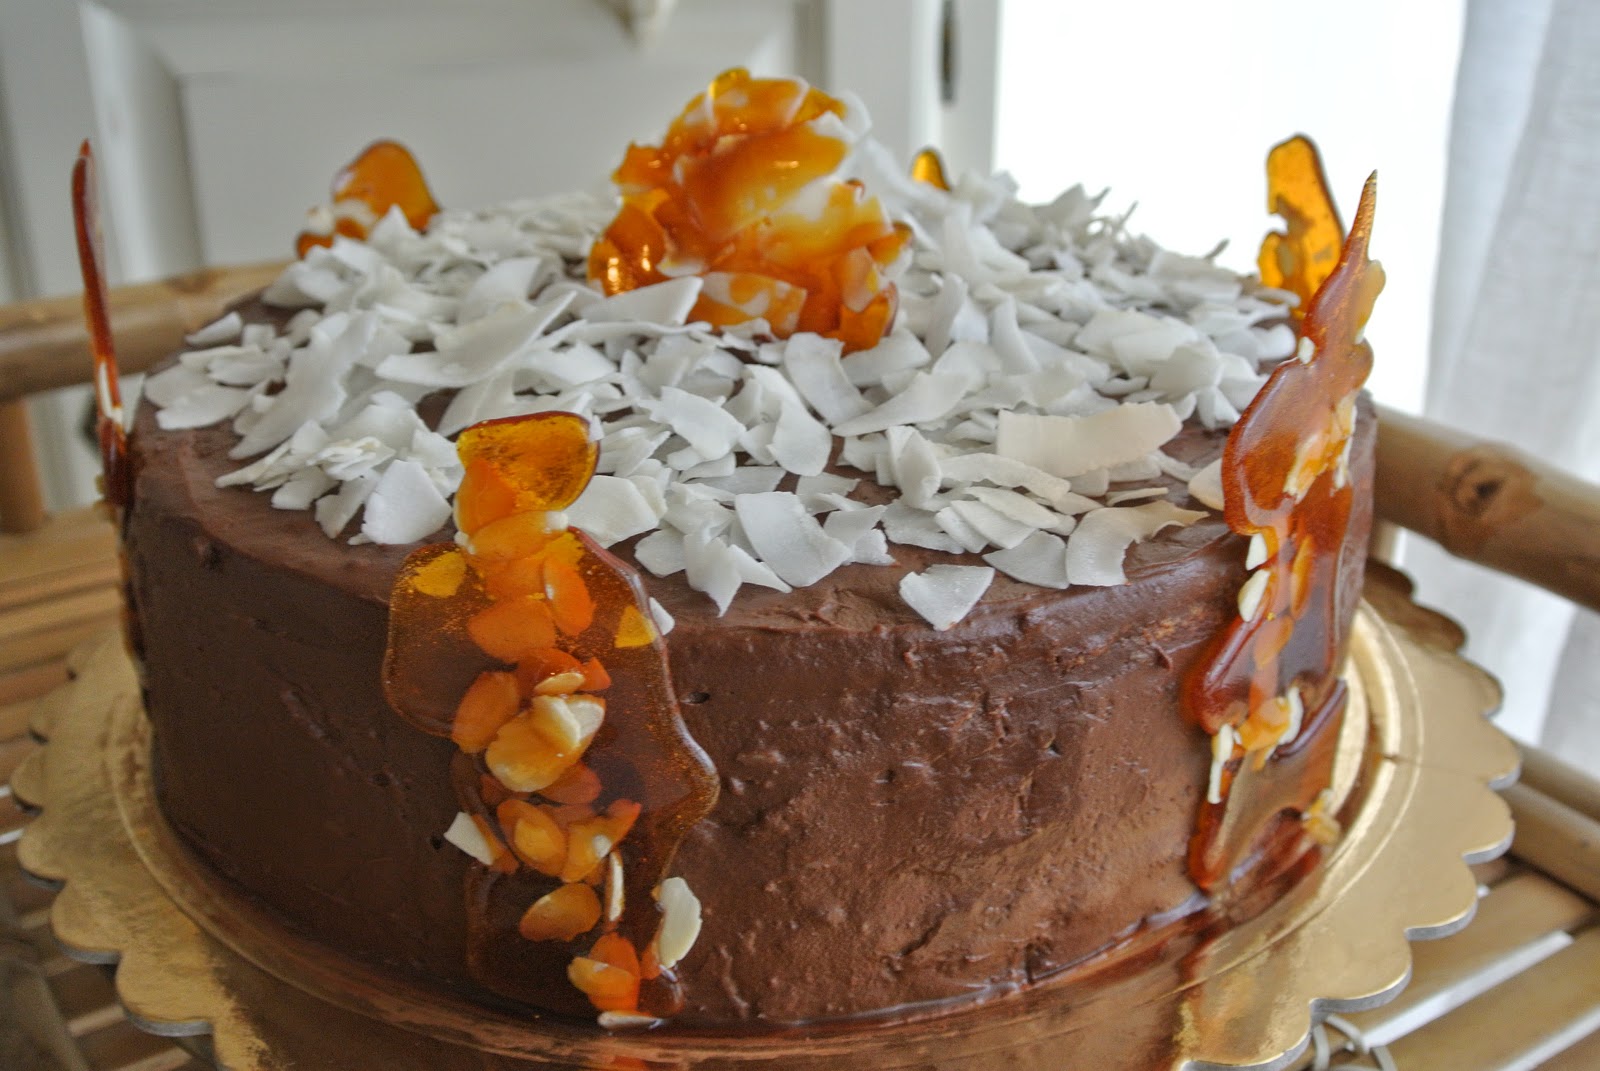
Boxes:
[144,71,1302,629]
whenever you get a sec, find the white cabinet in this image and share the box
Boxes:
[0,0,998,509]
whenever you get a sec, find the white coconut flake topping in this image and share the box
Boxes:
[151,125,1299,629]
[442,812,495,866]
[900,565,995,630]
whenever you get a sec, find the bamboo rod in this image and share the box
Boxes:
[1518,744,1600,823]
[1503,781,1600,903]
[0,260,287,405]
[0,401,45,533]
[1374,405,1600,615]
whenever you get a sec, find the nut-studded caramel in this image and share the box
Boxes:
[385,412,718,1022]
[1184,137,1385,889]
[588,68,911,353]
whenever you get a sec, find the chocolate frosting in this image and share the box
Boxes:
[124,389,1374,1025]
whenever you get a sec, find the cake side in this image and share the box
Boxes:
[126,390,1373,1023]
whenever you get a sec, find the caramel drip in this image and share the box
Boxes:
[71,142,129,512]
[1183,146,1384,890]
[384,413,718,1021]
[587,68,910,354]
[295,139,440,257]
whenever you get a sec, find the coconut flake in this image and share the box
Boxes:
[185,312,244,347]
[899,565,995,630]
[831,372,968,437]
[781,334,869,423]
[640,387,745,461]
[635,529,687,576]
[770,402,832,476]
[568,475,662,548]
[733,492,851,587]
[885,427,941,507]
[584,277,703,326]
[840,330,931,386]
[1065,501,1207,586]
[950,500,1035,550]
[362,459,452,544]
[1188,458,1225,510]
[458,256,546,322]
[270,468,336,511]
[995,403,1181,479]
[316,472,379,539]
[649,598,675,636]
[984,531,1070,588]
[155,384,252,430]
[378,294,570,388]
[882,502,965,553]
[442,813,495,866]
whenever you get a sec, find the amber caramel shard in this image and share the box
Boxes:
[72,142,130,512]
[1185,152,1384,889]
[911,148,952,191]
[384,410,718,1020]
[587,68,910,353]
[1258,135,1345,313]
[295,139,440,257]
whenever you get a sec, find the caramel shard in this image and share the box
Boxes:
[1258,135,1344,312]
[587,68,908,353]
[295,139,439,258]
[911,148,952,191]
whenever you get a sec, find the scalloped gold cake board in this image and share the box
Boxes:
[14,569,1517,1070]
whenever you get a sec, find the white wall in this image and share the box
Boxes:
[995,0,1466,415]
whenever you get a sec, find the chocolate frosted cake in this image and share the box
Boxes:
[101,73,1382,1028]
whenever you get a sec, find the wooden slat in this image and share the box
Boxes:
[1534,1024,1600,1069]
[1520,745,1600,824]
[76,1018,192,1071]
[0,397,46,534]
[0,558,123,619]
[46,963,120,1030]
[1340,872,1595,1046]
[0,508,115,591]
[1384,925,1600,1071]
[1472,855,1517,888]
[1374,405,1600,613]
[1506,782,1600,904]
[0,587,124,648]
[0,618,119,678]
[0,660,70,711]
[0,260,287,406]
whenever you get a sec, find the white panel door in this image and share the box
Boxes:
[0,0,1000,509]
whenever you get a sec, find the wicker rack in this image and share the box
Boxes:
[3,269,1600,1070]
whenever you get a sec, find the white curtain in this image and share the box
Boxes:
[1404,0,1600,773]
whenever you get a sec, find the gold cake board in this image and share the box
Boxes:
[12,569,1519,1070]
